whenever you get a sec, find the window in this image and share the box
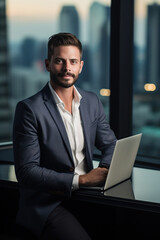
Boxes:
[0,0,111,144]
[133,0,160,163]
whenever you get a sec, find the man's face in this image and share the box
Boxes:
[45,45,84,88]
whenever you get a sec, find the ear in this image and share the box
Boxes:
[79,60,84,74]
[45,59,50,72]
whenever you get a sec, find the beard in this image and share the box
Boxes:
[50,71,78,88]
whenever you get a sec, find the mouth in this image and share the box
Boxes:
[58,72,75,79]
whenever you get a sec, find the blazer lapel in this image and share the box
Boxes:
[42,84,74,165]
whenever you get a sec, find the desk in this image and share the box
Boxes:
[1,164,160,210]
[0,164,160,238]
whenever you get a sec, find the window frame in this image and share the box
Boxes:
[110,0,134,139]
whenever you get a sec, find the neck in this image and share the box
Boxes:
[50,81,74,113]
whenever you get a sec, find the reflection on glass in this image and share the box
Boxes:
[133,0,160,159]
[104,179,135,200]
[0,164,17,182]
[132,167,160,203]
[0,0,111,143]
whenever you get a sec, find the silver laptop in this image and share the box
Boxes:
[83,133,142,191]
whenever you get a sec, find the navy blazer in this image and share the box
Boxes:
[13,83,117,237]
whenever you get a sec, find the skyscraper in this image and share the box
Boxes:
[89,2,110,90]
[146,3,160,89]
[100,7,111,89]
[59,6,80,38]
[0,0,11,141]
[20,37,36,68]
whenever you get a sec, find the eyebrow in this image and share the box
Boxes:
[54,57,80,61]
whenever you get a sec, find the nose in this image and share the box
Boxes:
[63,60,71,72]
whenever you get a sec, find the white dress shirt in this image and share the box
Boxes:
[49,82,87,190]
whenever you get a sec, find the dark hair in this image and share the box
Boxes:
[47,32,83,60]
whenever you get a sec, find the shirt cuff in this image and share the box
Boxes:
[72,174,79,191]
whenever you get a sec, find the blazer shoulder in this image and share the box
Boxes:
[77,87,99,101]
[17,83,50,107]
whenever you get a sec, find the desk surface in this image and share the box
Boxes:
[0,164,160,213]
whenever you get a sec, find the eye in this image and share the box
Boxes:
[71,59,78,64]
[55,58,63,64]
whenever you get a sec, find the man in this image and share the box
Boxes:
[13,33,117,240]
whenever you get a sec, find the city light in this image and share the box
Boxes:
[144,83,156,91]
[100,89,110,96]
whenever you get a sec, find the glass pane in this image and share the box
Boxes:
[0,0,111,143]
[133,0,160,159]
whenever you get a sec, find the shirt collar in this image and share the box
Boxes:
[48,81,82,106]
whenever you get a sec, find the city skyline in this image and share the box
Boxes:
[6,0,160,47]
[6,0,111,43]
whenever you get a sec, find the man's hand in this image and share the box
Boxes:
[79,167,108,187]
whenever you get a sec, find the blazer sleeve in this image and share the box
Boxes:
[13,101,74,197]
[95,96,117,166]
